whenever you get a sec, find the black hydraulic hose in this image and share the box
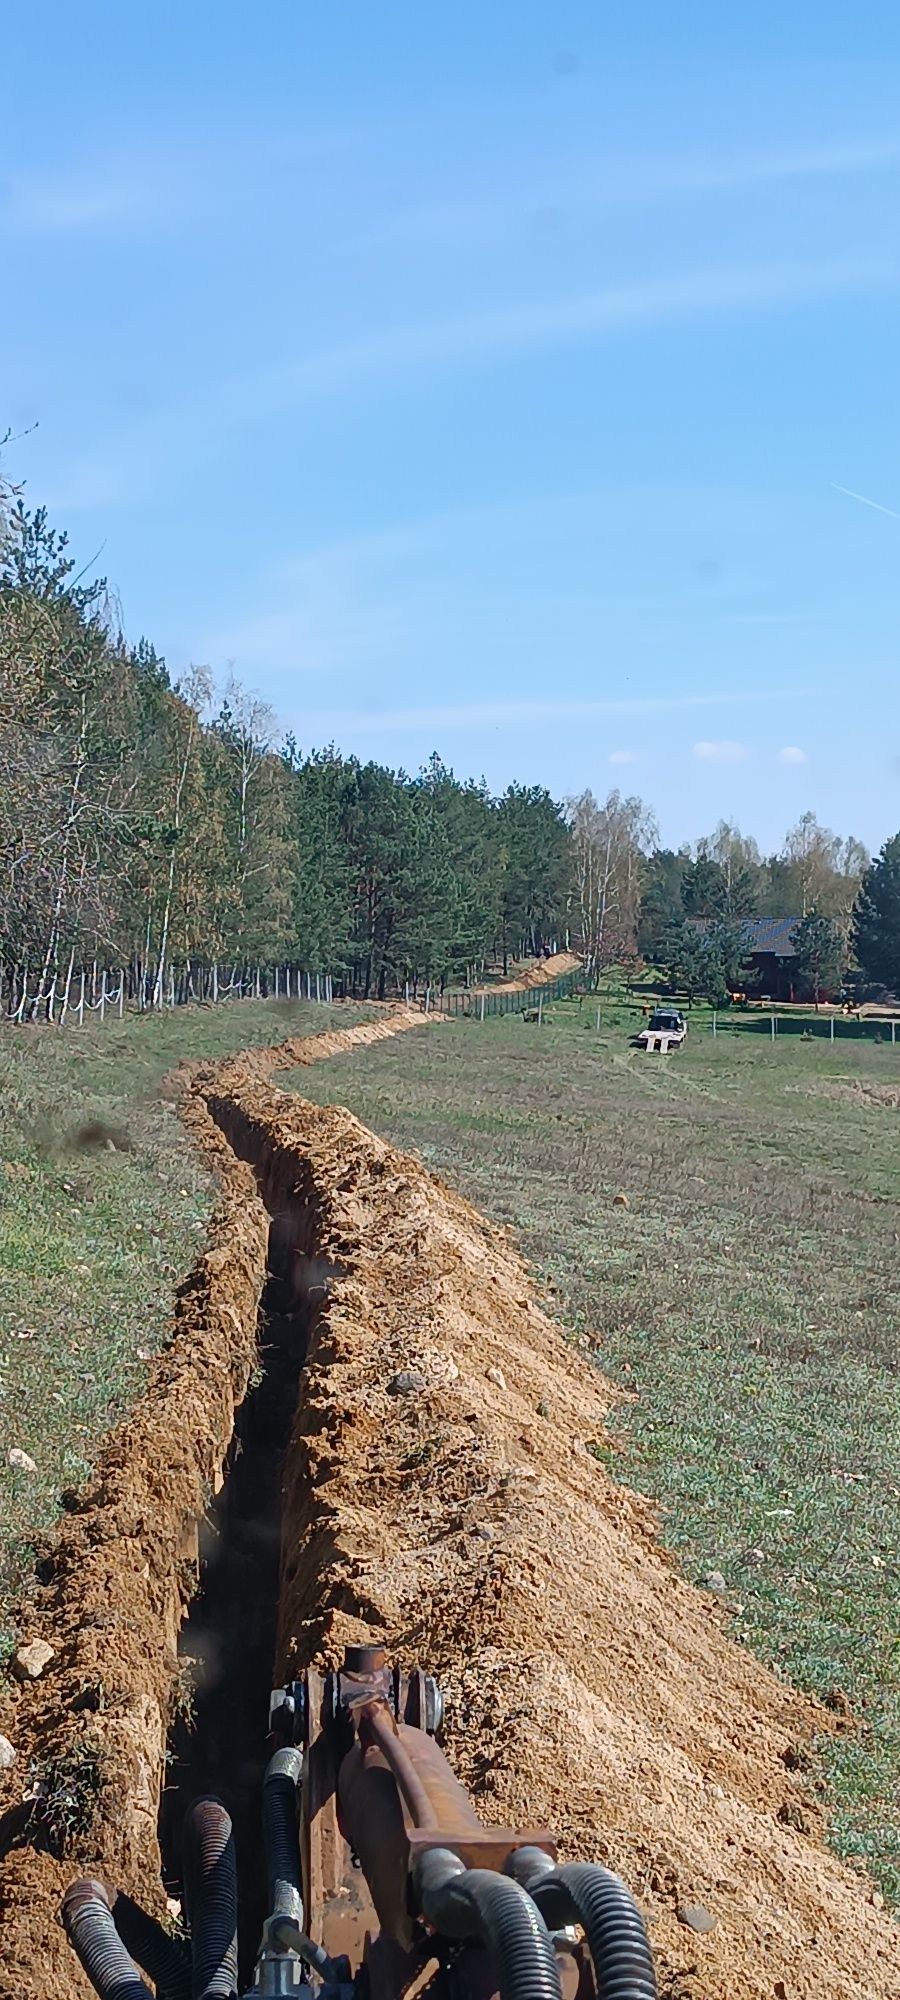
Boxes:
[62,1879,155,2000]
[182,1797,239,2000]
[262,1745,304,1923]
[112,1890,193,2000]
[414,1847,562,2000]
[508,1852,656,2000]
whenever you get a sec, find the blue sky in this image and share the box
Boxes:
[2,2,899,853]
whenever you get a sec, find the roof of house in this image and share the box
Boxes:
[689,915,801,956]
[740,916,801,957]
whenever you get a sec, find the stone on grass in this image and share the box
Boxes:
[7,1448,37,1474]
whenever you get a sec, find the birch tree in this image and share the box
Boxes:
[568,789,656,983]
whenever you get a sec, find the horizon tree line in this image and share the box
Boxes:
[1,485,898,1012]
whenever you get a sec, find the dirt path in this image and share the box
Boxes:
[0,1008,897,2000]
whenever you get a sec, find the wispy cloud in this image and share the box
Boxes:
[778,745,808,765]
[608,749,639,765]
[369,138,900,249]
[2,172,145,232]
[719,611,822,626]
[254,254,894,406]
[693,740,750,764]
[50,251,898,512]
[830,482,900,522]
[286,691,806,740]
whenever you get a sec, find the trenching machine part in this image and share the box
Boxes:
[182,1798,239,2000]
[263,1748,305,1925]
[62,1644,657,2000]
[112,1889,194,2000]
[413,1847,563,2000]
[507,1850,657,2000]
[63,1878,156,2000]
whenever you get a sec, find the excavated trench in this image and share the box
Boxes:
[1,1032,900,2000]
[158,1229,311,1981]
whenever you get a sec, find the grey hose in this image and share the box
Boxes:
[62,1879,155,2000]
[414,1847,562,2000]
[508,1850,656,2000]
[182,1797,239,2000]
[113,1891,193,2000]
[262,1745,304,1923]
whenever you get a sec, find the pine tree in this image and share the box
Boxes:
[853,836,900,996]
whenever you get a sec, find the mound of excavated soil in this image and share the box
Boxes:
[215,1080,897,2000]
[469,951,580,996]
[1,1008,897,2000]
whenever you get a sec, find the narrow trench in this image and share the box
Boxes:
[158,1217,308,1983]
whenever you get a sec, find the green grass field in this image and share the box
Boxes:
[286,991,900,1899]
[0,998,371,1652]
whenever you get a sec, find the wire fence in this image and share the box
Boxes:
[0,961,580,1029]
[710,1009,900,1046]
[0,962,342,1027]
[436,969,580,1019]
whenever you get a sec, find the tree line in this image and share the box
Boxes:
[0,501,571,1007]
[2,487,899,1012]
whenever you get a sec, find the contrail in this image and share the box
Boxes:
[830,481,900,521]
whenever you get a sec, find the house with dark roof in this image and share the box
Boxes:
[689,916,805,999]
[735,916,802,999]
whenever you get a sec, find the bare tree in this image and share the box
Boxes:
[568,788,657,983]
[783,813,869,931]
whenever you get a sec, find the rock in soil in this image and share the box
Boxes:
[0,1735,16,1770]
[678,1903,718,1934]
[387,1369,426,1396]
[12,1639,55,1681]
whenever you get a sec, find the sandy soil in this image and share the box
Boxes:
[466,951,581,996]
[0,1006,897,2000]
